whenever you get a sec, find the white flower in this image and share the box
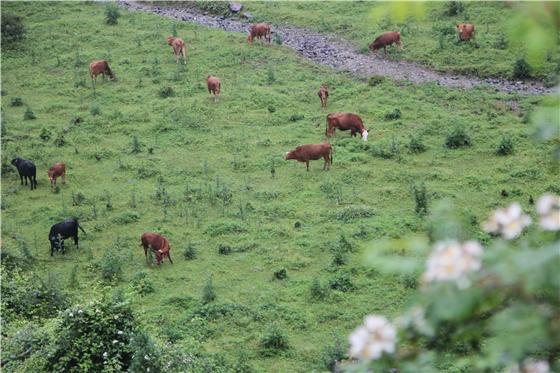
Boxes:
[69,312,74,317]
[483,203,531,239]
[144,354,150,361]
[117,330,123,335]
[537,194,560,231]
[103,352,108,358]
[523,359,549,373]
[112,340,118,344]
[348,315,396,361]
[422,240,483,288]
[77,309,83,314]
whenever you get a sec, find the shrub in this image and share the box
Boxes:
[319,334,347,372]
[260,324,289,355]
[131,272,155,296]
[128,331,162,373]
[407,135,427,153]
[267,69,275,84]
[443,1,463,16]
[334,205,375,222]
[54,133,65,147]
[310,278,329,300]
[131,135,141,153]
[273,268,287,280]
[368,75,385,86]
[370,137,401,159]
[412,182,428,216]
[183,242,197,260]
[273,33,283,45]
[112,211,139,224]
[218,244,232,255]
[445,126,471,148]
[331,248,347,266]
[39,128,51,141]
[205,221,246,236]
[201,276,216,304]
[23,107,36,120]
[10,96,23,106]
[267,105,276,113]
[195,1,230,15]
[494,33,508,49]
[384,108,402,120]
[512,58,532,79]
[159,86,175,98]
[99,251,123,283]
[72,192,86,206]
[496,136,514,156]
[289,114,304,122]
[104,3,121,25]
[1,14,26,46]
[329,271,354,292]
[90,105,101,116]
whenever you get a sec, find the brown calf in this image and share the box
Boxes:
[369,31,402,56]
[140,232,173,266]
[248,23,271,44]
[207,75,221,101]
[167,36,187,64]
[326,112,368,141]
[318,84,329,109]
[284,143,333,171]
[89,60,116,88]
[48,162,66,188]
[456,23,475,41]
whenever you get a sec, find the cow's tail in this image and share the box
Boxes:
[330,145,333,165]
[78,223,87,235]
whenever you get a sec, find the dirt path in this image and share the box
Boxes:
[120,1,552,95]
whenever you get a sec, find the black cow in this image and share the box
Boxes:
[48,218,87,256]
[11,157,37,190]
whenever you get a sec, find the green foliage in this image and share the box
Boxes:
[23,107,36,120]
[98,251,124,283]
[159,86,175,98]
[334,205,375,222]
[328,271,354,292]
[128,331,162,373]
[512,58,532,79]
[370,137,401,159]
[445,126,471,148]
[273,268,287,280]
[195,1,230,16]
[319,334,347,372]
[201,275,216,304]
[183,242,197,260]
[407,135,427,154]
[131,271,155,296]
[131,135,141,153]
[10,96,23,106]
[496,136,514,156]
[412,182,428,216]
[368,75,385,86]
[2,14,26,46]
[309,277,329,301]
[104,3,121,25]
[90,104,101,116]
[112,211,139,224]
[384,108,402,121]
[260,324,289,355]
[443,1,463,16]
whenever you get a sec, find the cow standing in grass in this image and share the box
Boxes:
[456,23,475,41]
[49,218,86,256]
[247,23,271,44]
[318,84,329,108]
[11,157,37,190]
[284,143,333,171]
[48,162,66,189]
[369,31,402,56]
[140,232,173,266]
[89,60,116,88]
[207,75,221,101]
[326,112,369,141]
[167,36,187,64]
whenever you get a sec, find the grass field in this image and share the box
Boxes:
[1,2,558,372]
[242,1,560,81]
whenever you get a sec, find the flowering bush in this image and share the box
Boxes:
[347,196,560,372]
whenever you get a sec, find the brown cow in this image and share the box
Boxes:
[207,75,221,101]
[48,162,66,188]
[326,112,369,141]
[456,23,475,41]
[247,23,271,44]
[284,143,332,171]
[167,36,187,64]
[89,60,116,87]
[140,232,173,266]
[369,31,402,56]
[318,84,329,109]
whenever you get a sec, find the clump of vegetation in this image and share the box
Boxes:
[99,251,124,283]
[218,244,232,255]
[495,136,514,156]
[54,133,65,147]
[370,137,401,159]
[113,211,140,224]
[384,108,402,120]
[183,242,197,260]
[512,58,532,79]
[131,135,141,153]
[201,275,216,304]
[267,105,276,113]
[1,14,26,46]
[328,271,354,292]
[445,126,471,148]
[310,278,329,300]
[195,1,230,16]
[104,3,121,25]
[368,75,385,86]
[90,104,101,116]
[267,69,276,84]
[289,114,304,122]
[39,128,51,141]
[407,135,427,153]
[260,324,289,356]
[10,96,23,106]
[128,331,162,373]
[319,334,347,372]
[72,192,86,206]
[159,86,175,98]
[273,268,287,280]
[335,205,375,222]
[131,272,155,296]
[412,182,428,216]
[443,1,464,16]
[494,33,508,49]
[23,107,36,120]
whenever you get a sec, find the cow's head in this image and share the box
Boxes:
[48,169,55,182]
[361,129,369,141]
[11,157,21,167]
[283,151,293,160]
[166,36,175,46]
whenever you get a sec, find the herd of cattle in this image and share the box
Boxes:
[9,21,476,263]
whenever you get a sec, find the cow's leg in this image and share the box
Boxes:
[167,252,173,264]
[384,46,387,56]
[33,175,37,190]
[62,173,66,184]
[51,241,55,256]
[306,161,309,171]
[74,234,79,248]
[19,172,24,185]
[24,175,28,185]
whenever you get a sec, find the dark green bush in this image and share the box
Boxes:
[412,182,428,215]
[260,324,289,355]
[159,86,175,98]
[407,135,427,153]
[310,278,329,300]
[384,108,402,120]
[90,105,101,116]
[334,205,375,222]
[496,136,514,156]
[104,3,121,25]
[39,128,50,141]
[2,14,26,46]
[267,105,276,113]
[23,107,36,120]
[131,272,155,296]
[319,334,347,372]
[112,211,139,224]
[99,251,123,283]
[494,33,508,49]
[218,244,232,255]
[131,135,141,153]
[10,97,23,106]
[183,242,197,260]
[512,58,532,79]
[443,1,463,16]
[368,75,385,86]
[54,133,65,147]
[195,1,230,15]
[445,126,471,148]
[201,276,216,304]
[289,114,304,122]
[328,271,354,292]
[273,268,287,280]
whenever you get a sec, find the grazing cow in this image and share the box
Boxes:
[207,75,221,101]
[11,157,37,190]
[48,162,66,188]
[318,84,329,109]
[247,23,271,44]
[456,23,475,41]
[283,143,332,171]
[89,60,116,87]
[48,218,86,256]
[369,31,402,56]
[140,232,173,266]
[326,112,369,141]
[166,36,187,64]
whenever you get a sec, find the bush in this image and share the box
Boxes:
[90,105,101,116]
[494,33,508,49]
[201,276,216,304]
[267,105,276,113]
[195,1,230,15]
[310,278,329,300]
[128,331,162,373]
[72,192,86,206]
[273,268,287,280]
[445,126,471,148]
[99,252,123,283]
[319,334,347,372]
[218,244,232,255]
[183,242,197,260]
[368,75,385,86]
[334,205,375,222]
[131,135,141,153]
[329,271,354,292]
[384,108,402,121]
[407,135,427,153]
[260,324,289,355]
[289,114,304,122]
[54,133,65,147]
[131,272,155,296]
[112,211,139,224]
[159,86,175,98]
[443,1,463,16]
[39,128,51,141]
[512,58,532,79]
[412,182,428,216]
[104,3,121,25]
[496,136,514,156]
[10,96,23,106]
[2,14,26,46]
[23,107,36,120]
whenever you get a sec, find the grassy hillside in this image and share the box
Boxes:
[1,2,557,372]
[242,1,559,81]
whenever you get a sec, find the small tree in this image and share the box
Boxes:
[1,14,26,46]
[201,275,216,304]
[105,3,121,25]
